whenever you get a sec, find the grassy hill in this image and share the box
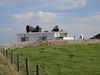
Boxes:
[10,43,100,75]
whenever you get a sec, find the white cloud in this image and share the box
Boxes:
[34,0,89,10]
[55,0,88,10]
[72,15,100,23]
[12,11,64,25]
[0,0,89,10]
[13,12,35,20]
[11,11,67,33]
[8,0,89,11]
[12,11,100,35]
[66,13,100,38]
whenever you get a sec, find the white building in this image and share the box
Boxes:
[17,25,74,42]
[17,32,74,42]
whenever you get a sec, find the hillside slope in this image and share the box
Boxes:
[11,43,100,75]
[0,54,21,75]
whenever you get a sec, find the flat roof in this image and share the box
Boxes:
[17,32,68,35]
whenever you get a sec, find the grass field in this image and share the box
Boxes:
[10,43,100,75]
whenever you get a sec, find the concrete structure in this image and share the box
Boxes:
[17,25,75,42]
[17,32,74,42]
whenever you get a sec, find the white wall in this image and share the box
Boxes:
[29,32,55,41]
[17,32,74,42]
[63,37,74,40]
[17,34,29,42]
[54,32,69,37]
[17,32,55,42]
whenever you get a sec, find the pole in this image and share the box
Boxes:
[36,64,40,75]
[17,54,20,72]
[6,50,8,59]
[11,51,13,64]
[26,57,30,75]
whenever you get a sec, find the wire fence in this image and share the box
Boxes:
[0,49,41,75]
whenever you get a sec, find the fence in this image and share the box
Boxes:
[0,49,41,75]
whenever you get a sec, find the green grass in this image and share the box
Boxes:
[10,43,100,75]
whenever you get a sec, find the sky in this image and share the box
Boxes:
[0,0,100,44]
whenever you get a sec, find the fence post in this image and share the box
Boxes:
[0,49,1,53]
[36,64,40,75]
[11,51,13,64]
[0,48,1,53]
[6,50,8,59]
[0,47,2,53]
[3,50,5,56]
[17,54,20,72]
[26,57,30,75]
[1,49,3,54]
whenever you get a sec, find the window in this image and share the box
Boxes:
[39,37,47,41]
[21,37,29,42]
[42,37,47,41]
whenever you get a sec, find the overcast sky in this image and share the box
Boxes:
[0,0,100,44]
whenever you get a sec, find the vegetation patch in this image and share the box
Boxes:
[0,54,21,75]
[10,43,100,75]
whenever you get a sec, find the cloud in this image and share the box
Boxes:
[12,11,64,25]
[11,11,67,33]
[73,15,100,22]
[68,12,100,35]
[12,11,100,34]
[54,0,88,10]
[2,0,89,10]
[33,0,89,10]
[65,13,100,38]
